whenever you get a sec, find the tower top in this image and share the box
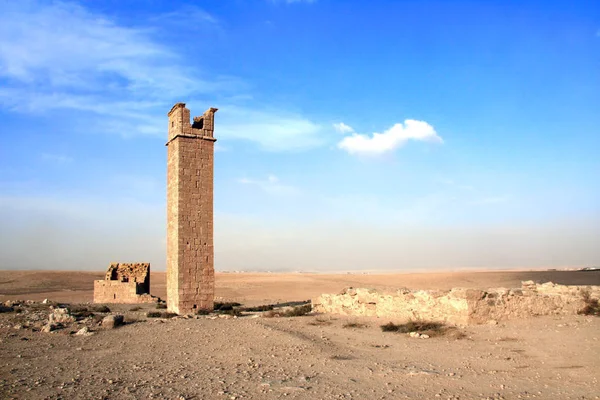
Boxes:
[166,103,218,145]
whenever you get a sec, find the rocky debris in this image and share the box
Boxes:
[102,315,124,329]
[41,323,57,333]
[48,308,76,325]
[408,332,430,339]
[313,282,600,325]
[42,298,49,304]
[75,326,94,336]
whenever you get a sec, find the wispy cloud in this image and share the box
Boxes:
[0,1,240,137]
[338,120,443,156]
[333,122,354,134]
[238,174,299,195]
[216,105,324,151]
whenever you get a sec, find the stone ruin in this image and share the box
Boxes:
[312,281,600,325]
[166,103,217,314]
[94,263,156,304]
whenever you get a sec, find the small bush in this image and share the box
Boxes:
[578,292,600,316]
[240,304,274,312]
[0,306,15,313]
[195,309,211,315]
[156,303,167,309]
[381,320,461,338]
[214,302,242,311]
[147,311,177,319]
[264,304,312,318]
[343,322,368,329]
[129,306,142,312]
[308,317,333,326]
[92,305,111,313]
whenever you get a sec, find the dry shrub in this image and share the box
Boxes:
[263,304,312,318]
[381,320,463,338]
[147,311,177,319]
[92,305,111,313]
[578,291,600,316]
[0,306,15,313]
[343,322,368,329]
[214,302,242,311]
[308,317,333,326]
[240,304,274,312]
[129,306,142,312]
[156,303,167,309]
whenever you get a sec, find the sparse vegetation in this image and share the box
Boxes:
[147,311,177,319]
[156,303,167,309]
[91,305,111,313]
[129,306,142,311]
[195,309,211,315]
[343,322,368,329]
[214,302,242,311]
[578,291,600,316]
[381,320,463,338]
[263,304,312,318]
[308,317,333,326]
[240,304,274,312]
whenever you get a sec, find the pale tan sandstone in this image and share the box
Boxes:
[312,281,600,325]
[93,262,155,304]
[166,103,217,314]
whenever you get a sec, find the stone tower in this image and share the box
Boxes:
[166,103,217,314]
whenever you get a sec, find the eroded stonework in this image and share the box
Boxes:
[312,281,600,325]
[94,262,155,304]
[166,103,217,314]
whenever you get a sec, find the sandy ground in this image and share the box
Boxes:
[1,269,599,304]
[0,270,599,400]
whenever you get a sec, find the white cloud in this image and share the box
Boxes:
[338,119,443,156]
[333,122,354,134]
[238,174,298,195]
[215,105,324,151]
[0,1,239,137]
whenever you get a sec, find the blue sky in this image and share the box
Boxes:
[0,0,598,271]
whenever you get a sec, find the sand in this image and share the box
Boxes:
[1,269,599,400]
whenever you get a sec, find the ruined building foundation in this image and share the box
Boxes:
[94,262,155,304]
[312,281,600,325]
[166,103,217,314]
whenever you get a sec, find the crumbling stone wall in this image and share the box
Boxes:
[94,263,155,304]
[312,281,600,325]
[166,103,217,314]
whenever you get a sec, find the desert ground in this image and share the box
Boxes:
[1,270,599,400]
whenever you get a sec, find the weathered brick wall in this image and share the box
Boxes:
[105,262,150,293]
[312,282,600,325]
[93,280,155,304]
[166,103,216,314]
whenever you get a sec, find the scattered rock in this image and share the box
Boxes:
[102,315,124,329]
[49,308,75,325]
[41,323,56,333]
[42,299,49,304]
[75,326,93,336]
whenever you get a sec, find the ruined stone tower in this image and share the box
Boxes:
[166,103,217,314]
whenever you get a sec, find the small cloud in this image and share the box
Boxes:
[238,175,298,195]
[338,119,442,156]
[333,122,354,134]
[41,153,73,164]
